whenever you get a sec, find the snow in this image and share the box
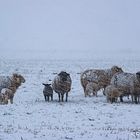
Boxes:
[0,58,140,140]
[0,0,140,139]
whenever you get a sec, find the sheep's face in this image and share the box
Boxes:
[111,66,123,75]
[13,73,25,85]
[42,83,51,87]
[17,75,25,83]
[58,71,70,82]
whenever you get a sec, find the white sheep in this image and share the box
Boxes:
[0,73,25,104]
[104,85,123,103]
[85,82,100,97]
[0,73,25,91]
[80,66,123,97]
[110,71,140,104]
[1,84,17,104]
[0,92,8,105]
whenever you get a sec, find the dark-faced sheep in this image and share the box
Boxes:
[110,72,140,104]
[52,71,72,102]
[80,66,123,97]
[42,83,53,101]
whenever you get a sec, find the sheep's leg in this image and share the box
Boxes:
[66,92,68,102]
[47,96,50,102]
[84,90,87,97]
[138,95,140,103]
[131,94,134,102]
[115,97,118,103]
[106,96,110,103]
[44,95,47,101]
[110,97,115,103]
[61,93,64,102]
[134,95,138,104]
[84,86,87,97]
[110,98,113,103]
[51,94,53,101]
[120,96,123,102]
[127,95,130,100]
[103,88,105,96]
[84,87,86,97]
[10,98,13,104]
[92,91,95,96]
[94,91,97,97]
[58,93,61,102]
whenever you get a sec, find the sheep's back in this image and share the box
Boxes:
[111,72,137,93]
[52,76,71,93]
[81,69,111,88]
[0,76,12,91]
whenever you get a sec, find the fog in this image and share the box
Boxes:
[0,0,140,59]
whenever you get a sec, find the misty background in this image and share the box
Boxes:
[0,0,140,60]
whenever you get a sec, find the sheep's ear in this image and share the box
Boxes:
[13,73,18,77]
[42,83,46,86]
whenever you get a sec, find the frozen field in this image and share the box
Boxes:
[0,57,140,140]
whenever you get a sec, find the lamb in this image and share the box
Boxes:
[104,85,123,103]
[52,71,72,102]
[42,83,53,101]
[1,87,15,104]
[80,66,123,97]
[110,72,140,104]
[0,73,25,104]
[85,82,100,97]
[0,92,8,105]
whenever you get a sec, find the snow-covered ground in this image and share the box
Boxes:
[0,57,140,140]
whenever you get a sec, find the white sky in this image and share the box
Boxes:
[0,0,140,59]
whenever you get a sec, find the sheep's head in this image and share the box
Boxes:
[111,66,123,75]
[42,83,51,87]
[136,71,140,83]
[13,73,25,88]
[58,71,70,81]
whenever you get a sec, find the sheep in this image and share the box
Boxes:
[0,73,25,91]
[110,72,140,104]
[104,85,123,103]
[1,87,16,104]
[0,92,9,105]
[0,73,25,104]
[52,71,72,102]
[42,83,53,101]
[80,66,123,97]
[85,82,100,97]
